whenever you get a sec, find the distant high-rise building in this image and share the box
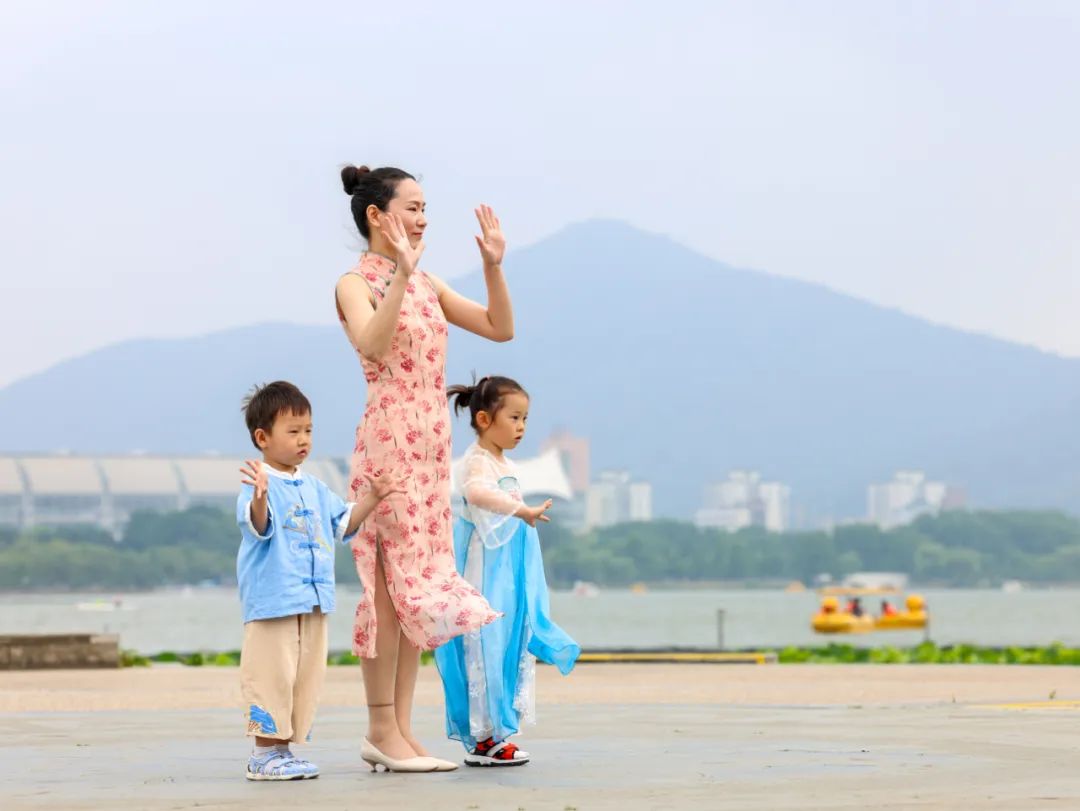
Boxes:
[867,470,964,529]
[693,506,755,533]
[541,429,590,493]
[628,481,653,522]
[584,470,653,529]
[695,470,791,532]
[757,482,791,533]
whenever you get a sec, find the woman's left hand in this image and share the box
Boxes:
[474,204,506,267]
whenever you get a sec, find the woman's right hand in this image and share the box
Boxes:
[380,212,425,277]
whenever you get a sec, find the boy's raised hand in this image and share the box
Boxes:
[521,498,553,527]
[364,470,408,501]
[240,459,268,501]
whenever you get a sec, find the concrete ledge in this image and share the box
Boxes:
[0,634,120,670]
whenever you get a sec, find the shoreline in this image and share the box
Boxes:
[5,581,1080,596]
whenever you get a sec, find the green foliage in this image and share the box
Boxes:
[122,648,432,668]
[0,507,239,590]
[121,649,150,667]
[542,510,1080,588]
[140,650,239,666]
[776,641,1080,665]
[121,506,236,552]
[6,506,1080,590]
[123,642,1080,667]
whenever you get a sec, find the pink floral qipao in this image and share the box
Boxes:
[339,252,499,657]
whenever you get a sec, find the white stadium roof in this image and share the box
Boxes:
[20,457,102,495]
[0,455,351,499]
[0,458,23,495]
[98,457,181,495]
[0,451,570,503]
[303,459,348,496]
[173,457,245,496]
[450,447,573,501]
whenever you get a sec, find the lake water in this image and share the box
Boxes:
[2,587,1078,653]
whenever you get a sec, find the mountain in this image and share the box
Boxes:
[3,220,1078,519]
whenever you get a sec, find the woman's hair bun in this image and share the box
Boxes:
[341,164,372,195]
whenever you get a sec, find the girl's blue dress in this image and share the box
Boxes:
[434,445,579,749]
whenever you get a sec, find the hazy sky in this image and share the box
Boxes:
[2,0,1077,387]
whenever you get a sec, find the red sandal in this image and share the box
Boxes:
[464,737,531,767]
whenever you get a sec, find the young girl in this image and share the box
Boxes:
[434,376,580,766]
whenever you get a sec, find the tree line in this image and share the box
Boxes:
[2,507,1079,590]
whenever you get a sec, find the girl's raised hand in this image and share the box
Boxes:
[380,212,425,276]
[474,204,506,267]
[240,459,268,501]
[522,498,553,527]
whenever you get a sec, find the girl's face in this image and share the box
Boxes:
[369,178,427,247]
[477,391,529,451]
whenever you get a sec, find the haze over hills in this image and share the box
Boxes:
[4,220,1078,520]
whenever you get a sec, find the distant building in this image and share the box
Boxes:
[695,470,791,533]
[0,454,349,537]
[1,448,581,538]
[628,481,653,523]
[867,470,965,529]
[540,430,591,493]
[0,447,589,538]
[450,447,573,505]
[693,505,754,533]
[583,470,653,529]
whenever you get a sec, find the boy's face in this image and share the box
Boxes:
[478,392,529,452]
[255,410,312,471]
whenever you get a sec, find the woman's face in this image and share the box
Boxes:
[370,178,427,247]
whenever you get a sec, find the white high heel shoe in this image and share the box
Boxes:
[429,756,459,772]
[361,738,440,773]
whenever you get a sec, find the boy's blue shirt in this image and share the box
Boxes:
[236,464,357,623]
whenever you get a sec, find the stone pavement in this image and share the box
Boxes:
[3,664,1079,810]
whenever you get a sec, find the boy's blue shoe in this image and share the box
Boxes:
[282,752,320,779]
[246,750,319,781]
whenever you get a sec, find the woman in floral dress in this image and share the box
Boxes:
[335,165,514,771]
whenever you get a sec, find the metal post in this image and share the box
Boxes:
[716,609,725,650]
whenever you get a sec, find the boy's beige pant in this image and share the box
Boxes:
[240,608,328,742]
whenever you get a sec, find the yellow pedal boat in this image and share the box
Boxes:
[812,594,928,634]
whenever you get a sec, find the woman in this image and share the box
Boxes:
[335,165,514,773]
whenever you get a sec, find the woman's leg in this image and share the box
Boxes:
[394,632,427,755]
[360,552,417,759]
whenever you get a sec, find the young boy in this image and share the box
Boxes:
[237,380,400,781]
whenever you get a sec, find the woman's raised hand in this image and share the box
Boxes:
[474,204,506,267]
[380,212,425,276]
